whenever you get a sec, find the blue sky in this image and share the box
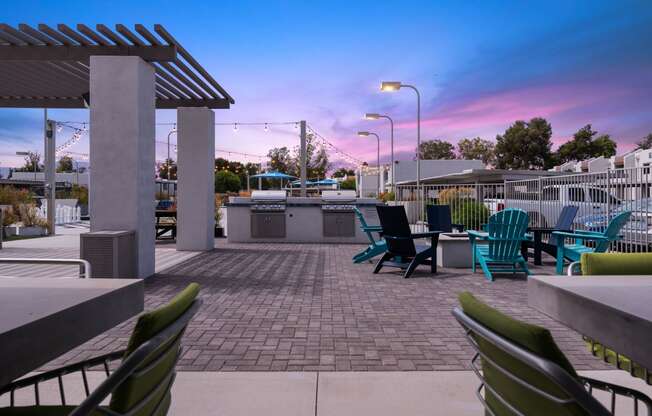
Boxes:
[1,0,651,169]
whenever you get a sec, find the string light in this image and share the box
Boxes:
[264,123,269,132]
[233,122,238,132]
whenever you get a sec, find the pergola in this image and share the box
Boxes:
[0,23,234,278]
[0,23,234,108]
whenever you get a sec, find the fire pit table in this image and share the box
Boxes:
[436,232,473,268]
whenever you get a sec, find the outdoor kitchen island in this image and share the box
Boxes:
[226,191,381,243]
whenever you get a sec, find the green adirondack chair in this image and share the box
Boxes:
[552,210,632,274]
[468,208,531,281]
[353,207,387,263]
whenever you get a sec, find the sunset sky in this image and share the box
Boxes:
[1,0,651,169]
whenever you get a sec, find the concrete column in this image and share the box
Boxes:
[299,120,307,197]
[176,107,215,251]
[89,56,155,278]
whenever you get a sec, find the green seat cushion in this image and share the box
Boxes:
[459,292,585,416]
[110,283,199,416]
[585,338,652,385]
[581,252,652,275]
[0,406,107,416]
[124,283,199,355]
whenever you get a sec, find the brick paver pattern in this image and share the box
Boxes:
[46,241,608,372]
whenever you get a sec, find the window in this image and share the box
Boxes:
[568,187,585,202]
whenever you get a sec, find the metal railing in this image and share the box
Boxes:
[395,183,504,233]
[505,167,651,252]
[0,258,91,278]
[395,166,652,253]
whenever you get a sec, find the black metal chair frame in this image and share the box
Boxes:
[453,307,652,416]
[0,299,202,416]
[374,232,440,278]
[426,204,465,233]
[521,206,579,265]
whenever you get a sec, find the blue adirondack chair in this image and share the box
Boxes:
[468,208,531,281]
[552,210,632,274]
[353,207,387,263]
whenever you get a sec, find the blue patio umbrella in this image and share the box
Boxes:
[250,171,296,190]
[314,179,338,186]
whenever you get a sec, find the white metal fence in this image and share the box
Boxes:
[395,166,652,253]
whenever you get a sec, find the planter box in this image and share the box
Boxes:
[214,227,225,238]
[15,226,48,236]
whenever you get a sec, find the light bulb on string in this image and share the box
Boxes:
[264,123,269,132]
[233,123,238,132]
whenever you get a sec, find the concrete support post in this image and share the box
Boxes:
[44,119,56,234]
[176,107,215,251]
[300,120,307,197]
[89,56,156,278]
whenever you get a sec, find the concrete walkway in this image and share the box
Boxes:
[0,223,202,277]
[4,371,650,415]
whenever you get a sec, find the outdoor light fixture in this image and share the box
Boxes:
[364,113,395,191]
[357,131,381,196]
[379,80,422,220]
[380,81,402,92]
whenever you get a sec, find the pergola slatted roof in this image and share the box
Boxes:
[0,23,234,109]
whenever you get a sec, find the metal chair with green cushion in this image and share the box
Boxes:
[352,207,387,263]
[567,252,652,386]
[468,208,531,281]
[454,291,652,416]
[553,211,632,274]
[0,283,201,416]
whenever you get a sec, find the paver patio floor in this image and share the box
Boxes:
[45,240,608,372]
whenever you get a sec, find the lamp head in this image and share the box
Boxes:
[364,113,381,120]
[380,81,402,92]
[357,131,370,137]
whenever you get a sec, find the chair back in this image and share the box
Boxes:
[426,204,453,233]
[453,306,610,416]
[106,283,201,416]
[486,208,529,261]
[548,206,579,246]
[376,205,416,257]
[594,210,631,252]
[353,207,375,244]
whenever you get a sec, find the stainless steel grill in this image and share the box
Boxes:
[250,190,287,212]
[321,190,357,212]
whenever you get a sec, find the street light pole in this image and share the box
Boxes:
[167,128,177,180]
[381,81,422,220]
[357,131,381,197]
[364,113,395,192]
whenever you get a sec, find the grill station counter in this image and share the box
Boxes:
[226,190,381,243]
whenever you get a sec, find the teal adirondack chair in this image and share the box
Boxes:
[552,210,632,274]
[353,207,387,263]
[468,208,531,281]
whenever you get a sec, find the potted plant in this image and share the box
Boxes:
[214,195,225,238]
[17,204,49,236]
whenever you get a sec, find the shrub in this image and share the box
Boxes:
[0,186,33,206]
[379,191,395,202]
[18,204,48,227]
[215,170,241,193]
[340,178,356,190]
[437,187,474,205]
[451,200,489,231]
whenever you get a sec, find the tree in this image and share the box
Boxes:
[417,139,456,160]
[332,168,354,178]
[214,170,241,193]
[555,124,617,164]
[307,141,330,179]
[57,156,74,172]
[266,147,294,174]
[635,133,652,150]
[15,151,42,172]
[159,158,177,180]
[457,137,496,166]
[495,118,554,170]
